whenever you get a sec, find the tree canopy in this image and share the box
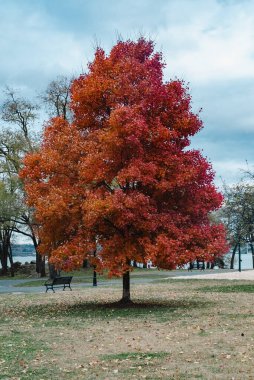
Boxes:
[20,38,228,298]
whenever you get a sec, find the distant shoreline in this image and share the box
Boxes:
[0,255,36,268]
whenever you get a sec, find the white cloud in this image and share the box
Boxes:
[158,0,254,83]
[0,0,254,186]
[0,3,90,91]
[212,160,248,187]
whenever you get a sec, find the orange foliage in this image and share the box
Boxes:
[20,38,228,274]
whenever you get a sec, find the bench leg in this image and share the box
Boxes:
[45,286,55,293]
[63,284,72,291]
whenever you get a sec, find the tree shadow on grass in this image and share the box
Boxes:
[22,298,213,322]
[100,298,208,309]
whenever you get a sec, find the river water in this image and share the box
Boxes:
[0,255,36,267]
[13,255,36,264]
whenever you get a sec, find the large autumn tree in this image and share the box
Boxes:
[20,38,227,302]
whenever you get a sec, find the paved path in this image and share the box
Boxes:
[171,269,254,280]
[0,278,118,294]
[0,278,45,294]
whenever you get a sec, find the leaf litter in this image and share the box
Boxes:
[1,280,254,379]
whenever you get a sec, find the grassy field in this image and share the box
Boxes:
[1,277,254,379]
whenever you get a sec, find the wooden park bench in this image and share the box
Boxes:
[44,276,73,293]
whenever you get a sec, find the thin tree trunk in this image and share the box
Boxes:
[35,249,45,276]
[230,244,238,269]
[32,235,46,277]
[0,243,3,273]
[250,242,254,269]
[36,251,46,277]
[40,256,46,277]
[0,250,8,275]
[8,244,14,277]
[93,249,97,286]
[122,271,131,303]
[1,244,8,275]
[35,249,41,274]
[238,243,242,272]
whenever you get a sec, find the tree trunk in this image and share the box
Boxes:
[0,229,13,275]
[93,268,97,286]
[83,259,90,268]
[35,249,40,274]
[121,271,131,303]
[40,256,46,277]
[8,245,14,277]
[32,235,46,277]
[48,262,59,279]
[250,243,254,269]
[230,244,238,269]
[0,249,8,275]
[35,250,46,277]
[0,241,9,275]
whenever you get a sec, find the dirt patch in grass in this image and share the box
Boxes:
[1,280,254,379]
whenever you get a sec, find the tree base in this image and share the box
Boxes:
[105,299,135,308]
[117,297,134,306]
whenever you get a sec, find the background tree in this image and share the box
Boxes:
[220,183,254,268]
[0,180,17,275]
[0,77,73,277]
[21,38,228,302]
[1,87,38,150]
[0,89,46,276]
[41,76,72,121]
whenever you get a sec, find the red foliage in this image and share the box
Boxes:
[20,38,228,274]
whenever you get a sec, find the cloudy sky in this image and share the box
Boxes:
[1,0,254,187]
